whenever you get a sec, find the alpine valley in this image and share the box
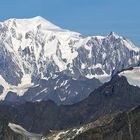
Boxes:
[0,17,140,140]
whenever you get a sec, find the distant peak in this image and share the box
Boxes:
[4,16,62,31]
[109,32,119,37]
[30,16,49,23]
[106,32,121,40]
[32,16,45,20]
[29,16,62,30]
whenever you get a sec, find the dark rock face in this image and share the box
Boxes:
[5,91,19,102]
[73,106,140,140]
[0,74,140,134]
[0,118,29,140]
[22,73,102,104]
[0,43,22,85]
[0,85,4,94]
[0,72,102,105]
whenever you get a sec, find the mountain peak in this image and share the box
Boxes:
[108,31,120,38]
[32,16,46,20]
[23,16,61,30]
[4,16,61,31]
[29,16,54,25]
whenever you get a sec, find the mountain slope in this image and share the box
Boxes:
[73,105,140,140]
[0,16,140,104]
[0,118,42,140]
[0,67,140,133]
[44,104,140,140]
[8,123,42,140]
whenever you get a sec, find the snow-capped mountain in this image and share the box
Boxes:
[0,16,140,104]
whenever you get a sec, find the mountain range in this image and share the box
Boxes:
[0,67,140,140]
[0,16,140,104]
[1,16,140,140]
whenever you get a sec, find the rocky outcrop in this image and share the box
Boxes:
[73,105,140,140]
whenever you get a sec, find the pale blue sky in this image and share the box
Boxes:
[0,0,139,46]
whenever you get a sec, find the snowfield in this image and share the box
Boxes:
[8,123,42,140]
[119,67,140,87]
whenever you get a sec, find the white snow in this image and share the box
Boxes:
[122,39,140,51]
[0,74,33,100]
[1,16,139,79]
[8,123,42,140]
[85,73,111,83]
[59,95,66,102]
[81,63,86,69]
[76,127,84,135]
[92,36,105,40]
[36,88,48,96]
[119,67,140,87]
[52,131,69,140]
[54,86,58,90]
[52,55,67,71]
[7,16,62,31]
[91,63,102,69]
[0,16,139,102]
[59,80,68,87]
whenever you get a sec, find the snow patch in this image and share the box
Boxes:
[119,67,140,87]
[85,73,111,83]
[0,74,33,100]
[76,127,84,135]
[8,123,42,140]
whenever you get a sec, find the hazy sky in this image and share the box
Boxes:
[0,0,139,46]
